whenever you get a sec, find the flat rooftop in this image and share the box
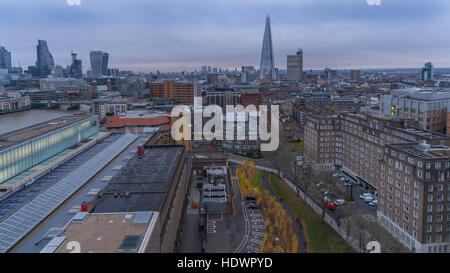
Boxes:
[93,146,184,213]
[0,115,92,152]
[57,212,156,253]
[389,143,450,160]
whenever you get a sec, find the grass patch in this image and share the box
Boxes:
[250,169,264,190]
[268,173,355,253]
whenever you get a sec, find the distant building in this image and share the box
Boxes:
[90,51,108,77]
[422,62,433,81]
[241,66,257,84]
[0,46,12,69]
[150,80,195,105]
[324,67,339,81]
[260,15,276,81]
[91,96,128,120]
[350,70,361,81]
[287,49,303,82]
[36,40,54,77]
[70,52,82,78]
[381,88,450,134]
[0,93,31,114]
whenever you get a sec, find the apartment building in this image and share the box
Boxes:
[305,111,450,192]
[305,110,450,252]
[378,143,450,253]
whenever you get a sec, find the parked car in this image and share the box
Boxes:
[321,188,329,195]
[359,193,372,199]
[324,196,333,203]
[248,203,261,210]
[334,199,345,206]
[362,195,374,202]
[316,182,324,187]
[369,199,378,206]
[325,202,336,211]
[245,196,256,202]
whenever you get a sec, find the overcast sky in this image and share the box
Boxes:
[1,0,449,72]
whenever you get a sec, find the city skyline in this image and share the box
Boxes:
[1,0,450,72]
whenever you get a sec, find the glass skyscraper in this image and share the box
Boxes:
[90,51,109,77]
[259,15,276,81]
[36,40,54,77]
[0,46,11,69]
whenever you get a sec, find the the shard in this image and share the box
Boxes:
[259,15,275,81]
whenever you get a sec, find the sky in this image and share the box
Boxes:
[1,0,450,72]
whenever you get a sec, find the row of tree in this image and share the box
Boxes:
[237,161,298,253]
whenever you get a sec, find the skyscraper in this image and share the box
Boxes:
[287,49,303,82]
[70,52,82,78]
[421,62,433,81]
[260,15,275,81]
[36,40,54,77]
[0,46,11,69]
[102,52,109,76]
[90,51,108,77]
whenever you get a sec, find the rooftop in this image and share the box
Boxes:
[93,146,184,213]
[56,212,156,253]
[0,115,93,152]
[388,142,450,160]
[104,115,170,128]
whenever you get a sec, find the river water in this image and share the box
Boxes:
[0,105,91,135]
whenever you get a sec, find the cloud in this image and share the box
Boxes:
[0,0,449,71]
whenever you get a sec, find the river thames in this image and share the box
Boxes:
[0,106,91,135]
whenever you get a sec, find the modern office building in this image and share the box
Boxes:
[287,49,303,82]
[0,46,11,69]
[36,40,54,77]
[422,62,434,81]
[90,51,108,77]
[381,88,450,134]
[0,115,99,185]
[70,52,82,78]
[260,15,276,81]
[150,80,195,105]
[350,70,361,81]
[102,52,109,76]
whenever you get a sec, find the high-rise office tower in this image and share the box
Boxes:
[70,52,82,78]
[350,69,361,81]
[90,51,108,77]
[260,15,275,81]
[422,62,433,81]
[36,40,54,77]
[287,49,303,82]
[102,52,109,76]
[0,46,12,69]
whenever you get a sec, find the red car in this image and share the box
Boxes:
[325,202,336,211]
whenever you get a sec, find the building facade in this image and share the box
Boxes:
[150,80,195,105]
[260,15,276,81]
[0,115,98,184]
[287,49,303,82]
